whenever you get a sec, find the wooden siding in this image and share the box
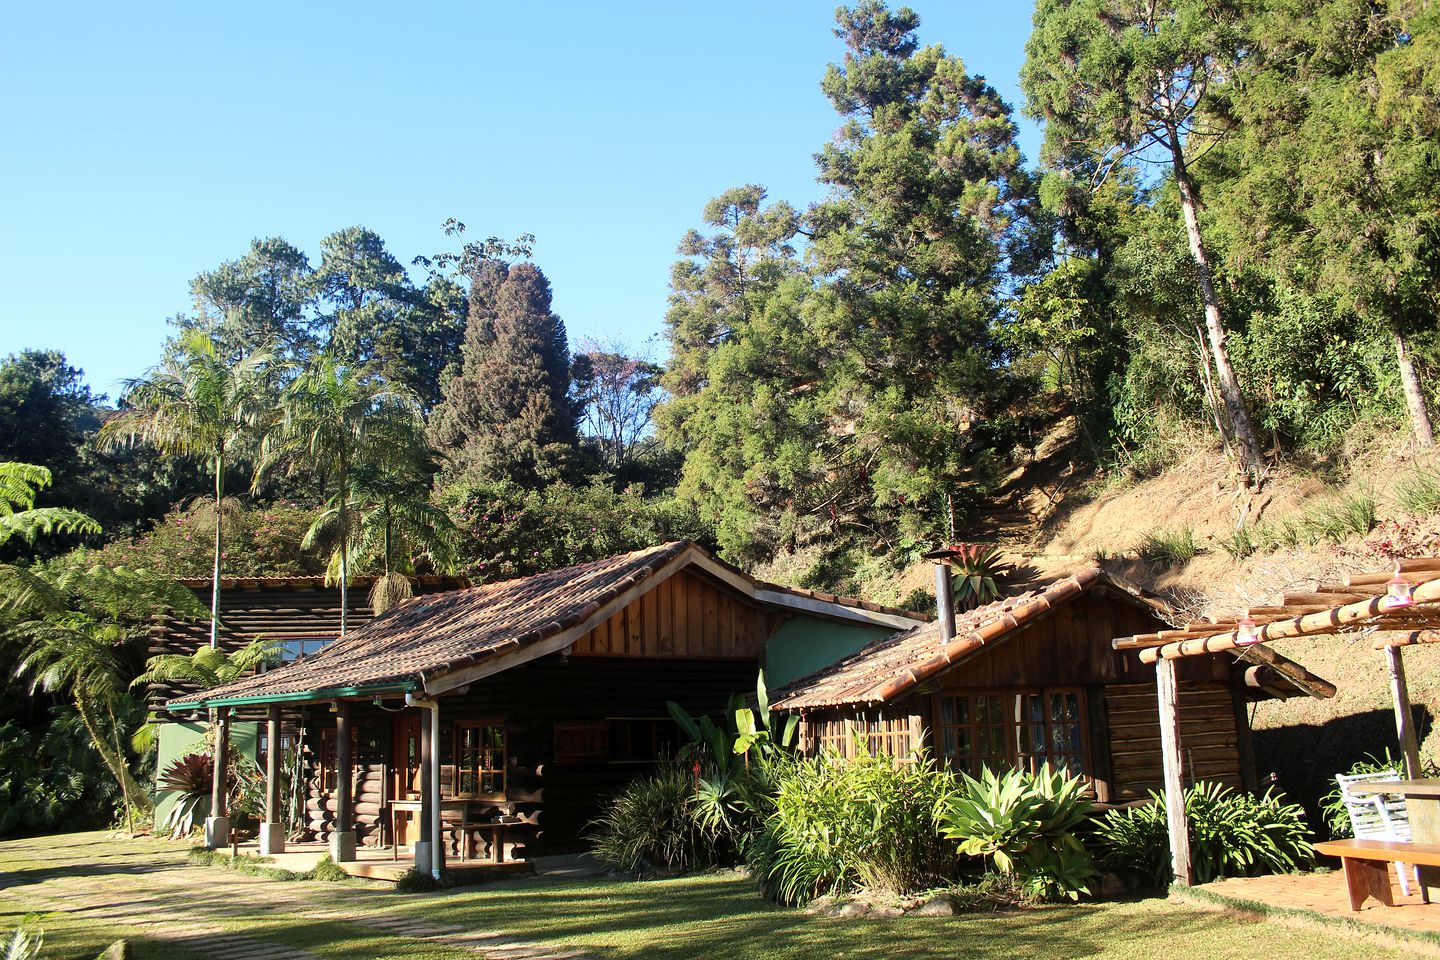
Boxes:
[570,568,772,659]
[933,593,1223,690]
[1105,681,1243,800]
[792,591,1252,804]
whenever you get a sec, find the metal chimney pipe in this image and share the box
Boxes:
[934,561,956,644]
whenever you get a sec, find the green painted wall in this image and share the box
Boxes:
[764,615,897,690]
[152,720,259,825]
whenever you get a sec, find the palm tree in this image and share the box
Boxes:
[99,330,273,649]
[0,462,101,547]
[346,454,459,614]
[128,636,282,752]
[131,636,281,692]
[258,355,427,633]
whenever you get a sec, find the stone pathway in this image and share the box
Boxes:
[0,836,590,960]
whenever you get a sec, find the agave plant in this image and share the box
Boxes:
[946,544,1012,611]
[1,918,43,960]
[938,764,1096,901]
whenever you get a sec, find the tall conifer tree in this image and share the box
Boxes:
[430,260,578,486]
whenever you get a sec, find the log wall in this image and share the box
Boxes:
[1104,681,1244,800]
[297,654,760,857]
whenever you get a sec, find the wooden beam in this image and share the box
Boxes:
[1157,659,1194,886]
[1230,644,1338,699]
[1387,646,1422,780]
[1139,578,1440,663]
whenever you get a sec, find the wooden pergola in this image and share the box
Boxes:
[1112,557,1440,885]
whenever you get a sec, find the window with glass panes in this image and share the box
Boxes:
[454,721,506,799]
[936,689,1088,777]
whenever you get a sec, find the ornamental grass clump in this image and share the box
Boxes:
[755,749,960,905]
[938,765,1097,901]
[1094,781,1314,887]
[589,762,714,875]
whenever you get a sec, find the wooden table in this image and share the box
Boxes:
[388,799,471,860]
[1350,778,1440,900]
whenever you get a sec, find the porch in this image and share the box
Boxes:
[229,838,534,882]
[1195,870,1440,938]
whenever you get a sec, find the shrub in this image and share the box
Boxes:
[0,708,122,838]
[1397,468,1440,516]
[590,763,713,875]
[755,749,959,905]
[938,765,1097,901]
[1094,782,1314,886]
[1137,527,1198,566]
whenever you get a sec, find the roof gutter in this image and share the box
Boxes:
[168,681,419,711]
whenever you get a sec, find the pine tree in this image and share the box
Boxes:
[429,260,578,486]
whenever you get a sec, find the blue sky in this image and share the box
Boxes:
[0,2,1040,398]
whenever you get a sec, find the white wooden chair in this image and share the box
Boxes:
[1337,769,1422,899]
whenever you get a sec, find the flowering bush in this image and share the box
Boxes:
[81,502,325,576]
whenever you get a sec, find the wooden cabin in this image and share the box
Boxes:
[164,542,924,870]
[770,568,1333,803]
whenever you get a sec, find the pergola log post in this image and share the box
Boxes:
[260,703,285,855]
[331,701,356,862]
[1156,659,1194,885]
[1387,646,1422,780]
[204,707,231,849]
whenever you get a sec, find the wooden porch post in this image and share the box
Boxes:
[260,703,285,855]
[415,702,435,875]
[331,701,356,862]
[1387,646,1422,780]
[1156,658,1194,885]
[204,707,231,849]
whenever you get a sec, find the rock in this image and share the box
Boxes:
[1101,873,1127,897]
[911,895,956,916]
[868,904,904,918]
[98,941,132,960]
[836,901,871,918]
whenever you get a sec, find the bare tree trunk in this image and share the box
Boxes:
[1169,135,1265,479]
[1394,327,1435,448]
[1193,325,1233,456]
[76,697,151,818]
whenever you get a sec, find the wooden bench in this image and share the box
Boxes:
[1315,839,1440,910]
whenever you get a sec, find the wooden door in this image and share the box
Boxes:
[391,712,422,801]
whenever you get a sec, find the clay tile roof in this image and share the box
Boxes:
[771,568,1164,711]
[168,542,692,708]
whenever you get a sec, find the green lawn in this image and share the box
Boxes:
[0,832,1427,960]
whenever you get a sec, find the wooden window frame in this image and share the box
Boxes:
[453,719,507,801]
[606,716,681,765]
[811,710,914,762]
[933,687,1091,778]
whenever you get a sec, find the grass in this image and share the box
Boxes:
[1137,527,1199,567]
[1397,468,1440,516]
[0,831,1431,960]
